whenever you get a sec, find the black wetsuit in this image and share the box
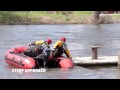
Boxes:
[23,44,51,68]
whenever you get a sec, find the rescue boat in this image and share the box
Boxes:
[4,46,74,69]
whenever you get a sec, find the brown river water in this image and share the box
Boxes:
[0,24,120,79]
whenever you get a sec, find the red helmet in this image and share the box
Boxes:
[46,38,52,45]
[60,37,66,42]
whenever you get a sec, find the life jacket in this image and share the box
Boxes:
[30,40,46,46]
[25,41,49,57]
[35,40,44,45]
[34,41,50,55]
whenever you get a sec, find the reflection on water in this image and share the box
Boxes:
[1,24,120,79]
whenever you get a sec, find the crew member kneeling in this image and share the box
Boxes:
[53,37,72,59]
[23,38,52,69]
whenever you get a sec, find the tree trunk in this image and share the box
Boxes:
[26,11,28,25]
[94,11,100,21]
[93,11,100,23]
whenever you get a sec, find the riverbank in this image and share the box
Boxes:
[0,11,120,24]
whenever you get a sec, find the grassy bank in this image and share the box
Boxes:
[0,11,119,24]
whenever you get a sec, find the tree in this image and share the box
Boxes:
[93,11,100,22]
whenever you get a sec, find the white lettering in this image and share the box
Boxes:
[12,69,46,73]
[12,69,24,73]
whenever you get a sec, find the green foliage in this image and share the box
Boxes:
[74,11,93,14]
[0,11,116,24]
[0,11,23,24]
[61,11,74,15]
[55,11,61,14]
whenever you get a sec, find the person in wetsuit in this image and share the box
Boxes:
[53,37,72,59]
[23,38,52,69]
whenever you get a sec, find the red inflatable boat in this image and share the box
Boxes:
[4,46,74,69]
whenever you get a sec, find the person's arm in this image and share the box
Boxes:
[63,43,72,59]
[64,49,72,59]
[54,41,59,49]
